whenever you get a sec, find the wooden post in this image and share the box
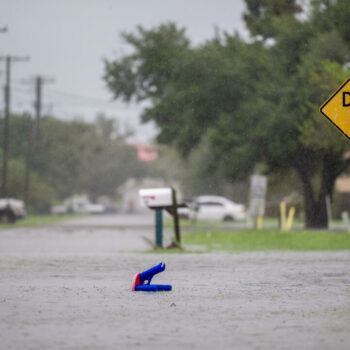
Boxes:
[285,207,295,231]
[172,188,181,245]
[256,215,263,230]
[280,202,286,231]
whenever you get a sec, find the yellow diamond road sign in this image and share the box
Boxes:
[320,77,350,139]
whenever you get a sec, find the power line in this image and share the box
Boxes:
[8,82,144,122]
[12,82,143,110]
[11,85,34,95]
[45,88,117,105]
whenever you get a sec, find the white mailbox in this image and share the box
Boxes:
[139,188,173,208]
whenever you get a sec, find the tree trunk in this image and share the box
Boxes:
[295,152,338,229]
[304,195,328,228]
[299,168,328,228]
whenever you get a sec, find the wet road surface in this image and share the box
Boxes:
[1,214,350,349]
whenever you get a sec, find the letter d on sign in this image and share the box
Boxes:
[343,92,350,107]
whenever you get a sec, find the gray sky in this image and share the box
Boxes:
[0,0,247,141]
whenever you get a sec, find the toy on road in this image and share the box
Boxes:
[132,262,172,292]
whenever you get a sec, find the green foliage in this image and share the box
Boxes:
[0,113,148,212]
[105,27,268,158]
[0,150,56,213]
[103,0,350,228]
[243,0,302,39]
[181,136,230,196]
[310,0,350,48]
[34,115,147,200]
[207,2,350,227]
[0,214,79,230]
[104,23,190,102]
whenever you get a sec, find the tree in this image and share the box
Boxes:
[103,1,350,228]
[209,1,350,227]
[77,115,146,199]
[0,113,148,211]
[243,0,302,39]
[32,115,146,200]
[104,24,265,157]
[250,0,349,227]
[104,23,190,102]
[0,149,57,213]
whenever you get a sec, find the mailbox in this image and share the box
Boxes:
[139,188,173,209]
[139,187,182,248]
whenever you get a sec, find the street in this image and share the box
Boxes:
[1,214,350,349]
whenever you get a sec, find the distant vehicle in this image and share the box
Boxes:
[51,195,105,215]
[178,195,246,221]
[177,198,196,220]
[78,202,105,214]
[0,198,26,223]
[51,205,67,215]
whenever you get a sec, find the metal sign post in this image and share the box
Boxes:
[249,175,268,229]
[155,209,163,248]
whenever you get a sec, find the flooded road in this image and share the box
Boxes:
[1,214,350,349]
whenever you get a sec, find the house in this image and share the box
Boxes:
[133,143,158,162]
[335,176,350,217]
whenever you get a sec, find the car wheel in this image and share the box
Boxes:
[223,215,234,222]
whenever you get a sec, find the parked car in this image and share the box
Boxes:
[51,195,105,215]
[178,195,246,221]
[0,198,26,223]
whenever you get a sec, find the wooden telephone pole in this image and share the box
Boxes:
[0,55,30,197]
[23,76,54,204]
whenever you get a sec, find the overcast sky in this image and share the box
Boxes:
[0,0,247,141]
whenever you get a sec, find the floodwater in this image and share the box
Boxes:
[1,214,350,349]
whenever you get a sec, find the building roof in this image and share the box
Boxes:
[133,143,158,162]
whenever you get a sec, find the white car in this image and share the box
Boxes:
[177,199,196,219]
[51,195,106,215]
[191,195,246,221]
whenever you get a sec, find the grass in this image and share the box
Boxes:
[3,215,350,252]
[165,217,346,231]
[0,214,79,230]
[145,247,191,254]
[182,229,350,251]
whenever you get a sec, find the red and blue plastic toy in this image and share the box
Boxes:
[132,262,172,292]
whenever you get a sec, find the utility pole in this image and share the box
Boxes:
[24,112,34,205]
[35,76,42,136]
[33,76,54,136]
[0,55,30,197]
[23,75,54,203]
